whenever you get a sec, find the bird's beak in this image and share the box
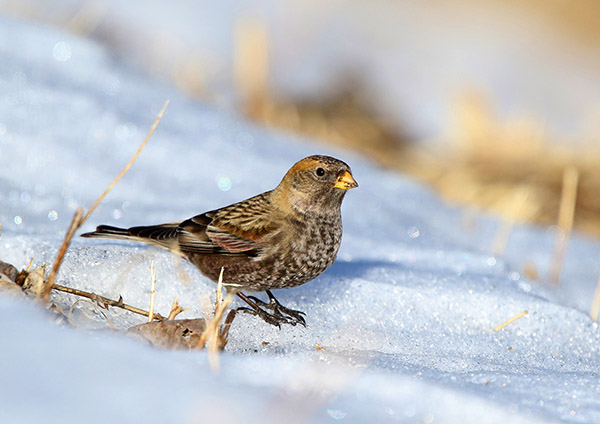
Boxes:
[334,171,358,190]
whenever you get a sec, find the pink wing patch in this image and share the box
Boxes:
[206,226,259,253]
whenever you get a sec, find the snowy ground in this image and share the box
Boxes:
[1,15,600,424]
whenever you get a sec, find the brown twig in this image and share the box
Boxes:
[44,302,76,327]
[53,283,166,320]
[42,100,170,308]
[42,208,83,300]
[68,298,115,328]
[42,100,170,301]
[148,260,157,323]
[219,309,237,345]
[168,297,188,320]
[198,267,233,368]
[80,100,170,226]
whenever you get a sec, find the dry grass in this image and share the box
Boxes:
[68,298,114,328]
[41,100,170,303]
[44,98,211,328]
[5,100,171,323]
[232,18,600,244]
[246,83,600,241]
[493,310,529,332]
[42,208,83,300]
[2,98,240,354]
[420,94,599,236]
[147,260,157,323]
[197,267,236,370]
[57,282,167,320]
[81,100,170,225]
[168,297,187,320]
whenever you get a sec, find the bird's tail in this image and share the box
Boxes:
[81,225,132,239]
[81,223,180,251]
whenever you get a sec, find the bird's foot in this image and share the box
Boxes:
[263,290,306,326]
[236,306,295,328]
[236,291,306,328]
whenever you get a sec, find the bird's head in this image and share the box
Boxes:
[274,155,358,215]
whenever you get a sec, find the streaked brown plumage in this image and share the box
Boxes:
[81,155,357,327]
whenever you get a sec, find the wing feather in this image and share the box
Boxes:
[178,192,279,254]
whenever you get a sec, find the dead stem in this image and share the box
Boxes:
[53,283,166,320]
[80,100,170,225]
[549,166,579,285]
[168,297,188,320]
[49,303,76,327]
[69,298,115,328]
[493,310,529,332]
[198,267,234,369]
[42,208,83,301]
[43,100,170,314]
[148,260,157,323]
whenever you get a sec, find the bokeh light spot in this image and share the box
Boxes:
[53,42,72,62]
[326,409,347,420]
[217,176,232,191]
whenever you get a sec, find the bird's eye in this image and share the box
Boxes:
[315,167,326,177]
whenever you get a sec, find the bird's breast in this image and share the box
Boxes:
[276,213,342,280]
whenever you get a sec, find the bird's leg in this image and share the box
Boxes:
[236,292,306,327]
[246,290,306,327]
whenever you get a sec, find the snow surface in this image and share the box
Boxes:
[1,15,600,424]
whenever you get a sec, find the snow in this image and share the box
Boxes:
[1,14,600,424]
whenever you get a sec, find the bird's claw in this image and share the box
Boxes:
[258,291,306,327]
[237,291,307,328]
[237,304,305,328]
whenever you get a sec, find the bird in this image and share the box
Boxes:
[81,155,358,327]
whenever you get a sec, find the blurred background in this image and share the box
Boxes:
[3,0,600,236]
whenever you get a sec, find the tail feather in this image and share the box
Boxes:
[81,225,129,237]
[81,224,180,251]
[81,225,134,239]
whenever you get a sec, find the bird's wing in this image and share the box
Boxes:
[178,192,279,255]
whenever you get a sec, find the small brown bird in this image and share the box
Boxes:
[82,155,357,327]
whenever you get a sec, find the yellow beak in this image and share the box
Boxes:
[334,171,358,190]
